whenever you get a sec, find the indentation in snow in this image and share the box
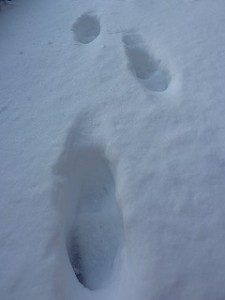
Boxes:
[122,32,170,92]
[53,121,124,290]
[72,13,100,44]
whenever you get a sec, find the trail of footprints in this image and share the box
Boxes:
[53,12,172,293]
[72,12,170,92]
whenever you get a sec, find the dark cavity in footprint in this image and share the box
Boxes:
[53,131,124,290]
[72,13,100,44]
[122,33,170,92]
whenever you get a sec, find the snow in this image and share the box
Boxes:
[122,32,170,91]
[1,0,225,299]
[72,13,101,45]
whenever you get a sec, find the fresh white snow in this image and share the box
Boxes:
[1,0,225,299]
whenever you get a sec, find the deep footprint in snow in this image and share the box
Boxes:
[72,13,100,44]
[53,126,124,290]
[122,33,170,92]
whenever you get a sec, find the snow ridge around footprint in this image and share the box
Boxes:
[122,32,170,92]
[53,117,124,291]
[72,13,100,44]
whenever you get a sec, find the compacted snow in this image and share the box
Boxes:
[1,0,225,299]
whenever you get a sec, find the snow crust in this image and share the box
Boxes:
[1,0,225,299]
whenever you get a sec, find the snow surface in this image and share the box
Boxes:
[1,0,225,299]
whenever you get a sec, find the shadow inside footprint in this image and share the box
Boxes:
[72,13,100,44]
[54,139,124,290]
[122,33,170,92]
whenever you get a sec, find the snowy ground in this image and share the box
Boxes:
[1,0,225,299]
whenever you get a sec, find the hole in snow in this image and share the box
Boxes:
[123,33,170,92]
[54,142,124,290]
[72,13,100,44]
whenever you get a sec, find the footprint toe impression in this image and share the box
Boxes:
[122,33,170,92]
[54,136,124,291]
[72,13,100,44]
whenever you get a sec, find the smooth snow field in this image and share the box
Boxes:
[1,0,225,300]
